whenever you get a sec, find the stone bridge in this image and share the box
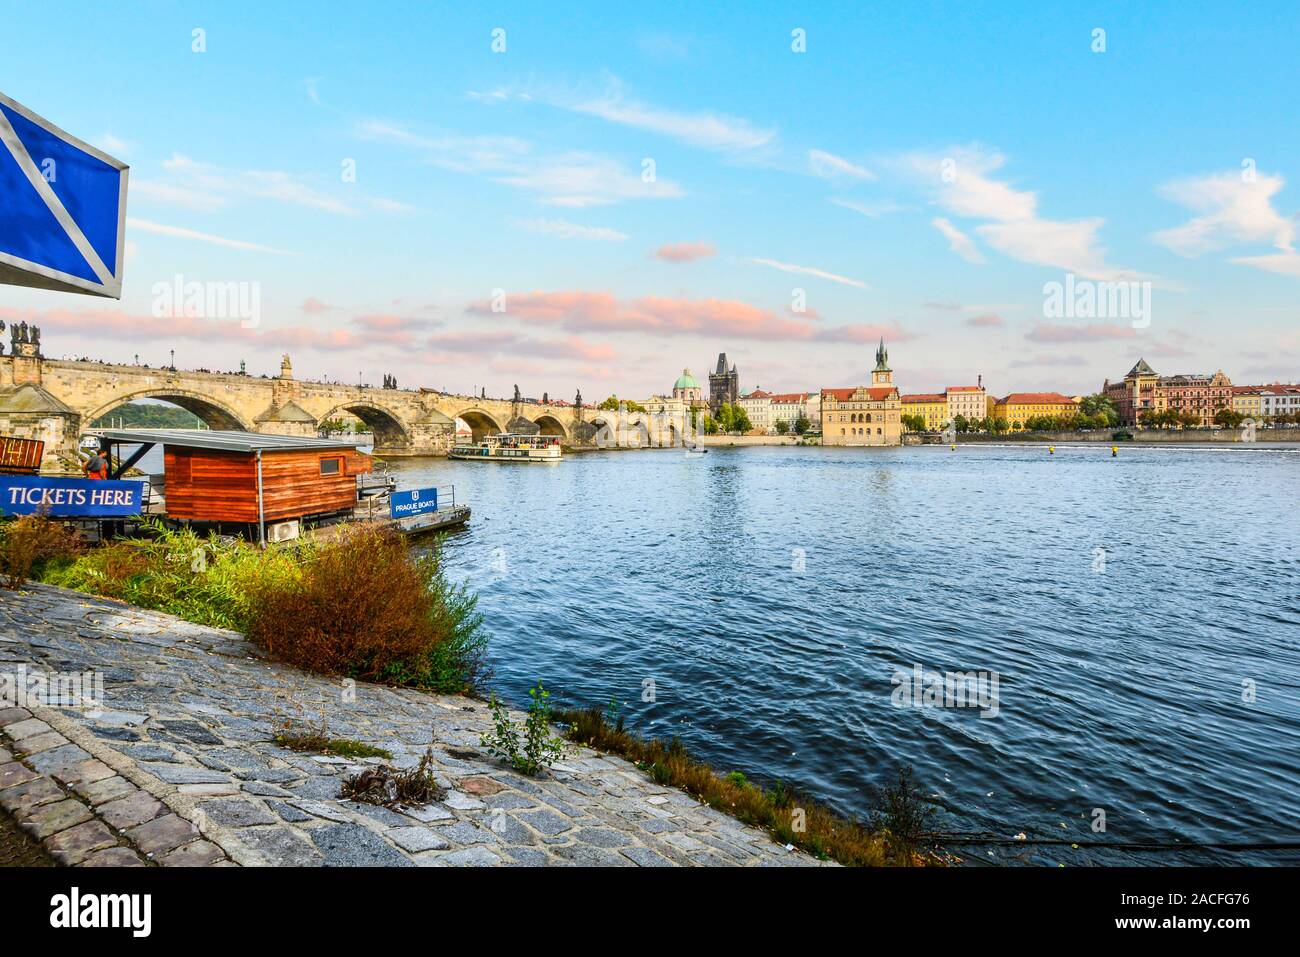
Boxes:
[0,346,676,470]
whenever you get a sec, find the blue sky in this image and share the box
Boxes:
[3,0,1298,399]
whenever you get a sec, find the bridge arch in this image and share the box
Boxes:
[455,408,505,441]
[319,403,412,450]
[532,414,568,439]
[83,389,252,432]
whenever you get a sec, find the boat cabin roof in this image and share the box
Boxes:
[90,428,362,454]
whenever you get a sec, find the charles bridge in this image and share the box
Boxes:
[0,328,688,469]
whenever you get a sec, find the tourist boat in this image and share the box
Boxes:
[686,444,709,455]
[449,433,562,462]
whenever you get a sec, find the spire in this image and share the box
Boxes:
[874,337,889,371]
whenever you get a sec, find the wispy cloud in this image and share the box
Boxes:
[516,218,629,242]
[897,146,1144,281]
[127,218,291,254]
[809,149,874,181]
[965,313,1004,328]
[1025,322,1137,343]
[932,217,985,264]
[749,257,867,288]
[568,82,775,152]
[356,119,681,207]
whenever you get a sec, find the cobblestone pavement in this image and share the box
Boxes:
[1,585,826,867]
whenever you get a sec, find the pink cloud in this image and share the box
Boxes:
[301,297,334,315]
[465,289,913,343]
[965,313,1005,328]
[654,241,715,263]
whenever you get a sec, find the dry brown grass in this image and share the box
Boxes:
[339,746,446,808]
[0,513,82,589]
[557,705,940,867]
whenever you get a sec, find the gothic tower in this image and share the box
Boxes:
[871,338,893,388]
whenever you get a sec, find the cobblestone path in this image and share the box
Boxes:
[1,584,825,867]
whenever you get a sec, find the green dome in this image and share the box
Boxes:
[674,369,699,390]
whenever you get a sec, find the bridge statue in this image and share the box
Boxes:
[513,384,521,403]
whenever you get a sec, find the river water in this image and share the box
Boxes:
[381,443,1300,865]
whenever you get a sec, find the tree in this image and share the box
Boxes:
[1078,393,1119,426]
[953,414,969,434]
[793,412,811,435]
[990,417,1009,433]
[775,418,790,434]
[597,395,620,411]
[1213,407,1245,428]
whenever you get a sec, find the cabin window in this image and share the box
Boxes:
[319,457,342,476]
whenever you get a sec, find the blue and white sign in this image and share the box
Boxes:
[0,91,128,299]
[390,487,437,519]
[1,476,142,517]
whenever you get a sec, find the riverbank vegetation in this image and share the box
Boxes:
[28,518,487,693]
[555,703,939,866]
[0,513,83,588]
[273,719,393,760]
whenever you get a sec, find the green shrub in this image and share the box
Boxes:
[0,513,82,588]
[480,683,568,776]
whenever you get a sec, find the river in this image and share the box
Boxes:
[377,443,1300,865]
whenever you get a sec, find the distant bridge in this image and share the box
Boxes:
[0,346,691,470]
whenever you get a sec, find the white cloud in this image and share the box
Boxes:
[127,218,291,254]
[750,257,867,288]
[896,146,1143,281]
[931,217,985,263]
[516,218,629,242]
[809,149,874,180]
[830,197,909,218]
[568,82,774,152]
[149,153,355,215]
[358,120,680,207]
[1153,170,1295,257]
[1232,251,1300,276]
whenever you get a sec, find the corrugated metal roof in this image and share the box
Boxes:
[89,428,363,453]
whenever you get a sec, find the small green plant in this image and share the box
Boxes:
[726,771,749,789]
[868,765,938,862]
[480,683,568,776]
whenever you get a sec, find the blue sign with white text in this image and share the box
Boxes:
[1,475,142,517]
[390,487,437,519]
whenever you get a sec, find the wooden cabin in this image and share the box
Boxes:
[92,429,371,530]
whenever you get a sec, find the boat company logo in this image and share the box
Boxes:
[890,663,1000,718]
[49,888,151,938]
[1,665,104,712]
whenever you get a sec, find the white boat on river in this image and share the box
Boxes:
[449,433,562,462]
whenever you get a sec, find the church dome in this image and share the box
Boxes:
[674,369,699,390]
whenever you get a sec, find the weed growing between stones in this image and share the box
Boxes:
[273,719,393,760]
[480,683,569,776]
[556,704,941,867]
[339,745,446,808]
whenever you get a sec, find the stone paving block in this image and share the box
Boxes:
[0,761,38,790]
[516,808,574,836]
[504,846,551,866]
[139,762,232,785]
[552,843,634,867]
[98,790,164,829]
[436,846,501,867]
[389,826,452,852]
[15,731,68,755]
[3,717,52,740]
[199,798,277,827]
[621,845,674,867]
[0,774,63,814]
[80,846,147,867]
[0,746,9,762]
[458,775,506,796]
[309,823,413,867]
[0,706,33,727]
[74,774,137,806]
[402,802,454,823]
[437,819,499,846]
[45,819,119,865]
[160,840,226,867]
[126,813,201,857]
[226,825,322,867]
[25,743,92,775]
[21,797,93,839]
[444,790,485,810]
[54,758,116,787]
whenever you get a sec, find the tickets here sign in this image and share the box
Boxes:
[1,475,143,517]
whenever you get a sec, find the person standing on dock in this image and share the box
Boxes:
[82,448,108,480]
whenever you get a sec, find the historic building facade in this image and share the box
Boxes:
[1102,359,1233,426]
[821,340,902,446]
[708,353,740,413]
[946,380,987,423]
[671,369,702,405]
[901,393,947,431]
[992,392,1079,429]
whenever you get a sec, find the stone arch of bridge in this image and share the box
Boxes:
[532,414,568,439]
[454,408,505,441]
[82,388,252,432]
[319,403,412,450]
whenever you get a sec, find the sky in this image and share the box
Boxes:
[2,0,1299,401]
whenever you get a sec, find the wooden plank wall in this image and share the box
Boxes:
[163,447,371,523]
